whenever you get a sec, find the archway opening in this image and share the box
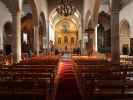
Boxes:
[97,11,111,55]
[3,21,13,55]
[0,1,12,55]
[49,8,81,53]
[21,0,38,54]
[21,13,33,53]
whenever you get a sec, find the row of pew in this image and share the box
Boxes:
[0,56,59,100]
[0,55,13,65]
[120,55,133,65]
[0,53,31,65]
[73,57,133,100]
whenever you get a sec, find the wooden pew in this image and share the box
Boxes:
[19,56,59,66]
[0,55,4,65]
[0,64,57,100]
[0,79,49,100]
[74,63,133,99]
[0,56,59,100]
[73,57,109,65]
[73,57,133,99]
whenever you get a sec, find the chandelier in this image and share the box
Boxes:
[56,0,76,17]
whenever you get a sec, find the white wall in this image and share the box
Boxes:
[120,2,133,37]
[119,2,133,54]
[83,0,95,18]
[0,2,12,50]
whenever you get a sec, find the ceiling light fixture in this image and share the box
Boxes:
[56,0,76,17]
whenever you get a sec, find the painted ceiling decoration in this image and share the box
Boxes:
[55,19,77,33]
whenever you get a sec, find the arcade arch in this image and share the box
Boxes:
[49,8,82,52]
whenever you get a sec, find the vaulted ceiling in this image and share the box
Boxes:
[120,0,133,8]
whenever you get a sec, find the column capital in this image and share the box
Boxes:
[34,24,39,28]
[111,0,121,10]
[111,2,120,65]
[11,11,21,19]
[111,9,120,14]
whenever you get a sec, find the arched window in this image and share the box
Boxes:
[120,19,130,36]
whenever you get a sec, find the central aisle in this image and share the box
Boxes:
[55,58,82,100]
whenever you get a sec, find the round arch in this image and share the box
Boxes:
[22,0,39,26]
[98,11,111,30]
[3,21,13,55]
[49,8,81,41]
[21,0,39,53]
[49,7,81,51]
[0,1,12,51]
[49,8,81,28]
[97,11,111,54]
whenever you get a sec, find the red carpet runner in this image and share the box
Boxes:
[55,59,82,100]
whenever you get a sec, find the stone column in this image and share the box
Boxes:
[86,28,95,55]
[111,0,120,64]
[46,19,49,49]
[34,25,40,55]
[12,11,22,63]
